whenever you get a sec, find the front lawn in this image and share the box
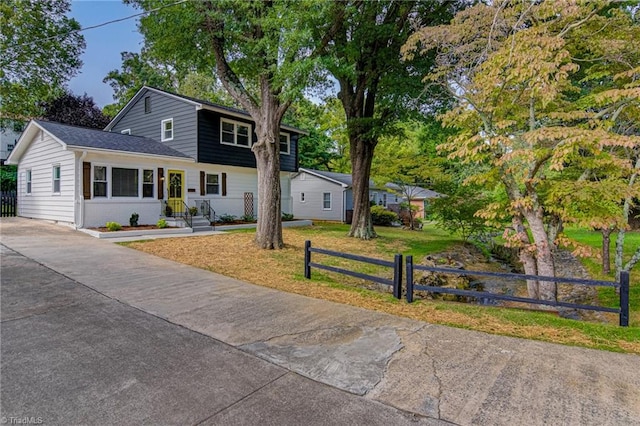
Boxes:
[123,222,640,354]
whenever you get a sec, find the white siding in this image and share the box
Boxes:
[291,172,345,221]
[16,131,76,224]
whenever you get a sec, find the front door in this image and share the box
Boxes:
[167,170,184,214]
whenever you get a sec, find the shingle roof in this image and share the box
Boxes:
[36,120,192,159]
[299,168,376,188]
[385,183,442,199]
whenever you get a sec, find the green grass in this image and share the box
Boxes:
[563,228,639,327]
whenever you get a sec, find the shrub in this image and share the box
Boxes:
[371,205,398,226]
[129,212,139,227]
[240,214,256,222]
[218,214,237,223]
[282,213,294,221]
[157,218,168,229]
[105,221,122,232]
[188,206,199,216]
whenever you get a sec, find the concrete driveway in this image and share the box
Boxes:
[1,217,639,425]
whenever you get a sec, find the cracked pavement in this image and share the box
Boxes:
[1,218,639,425]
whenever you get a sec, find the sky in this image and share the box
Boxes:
[68,1,143,108]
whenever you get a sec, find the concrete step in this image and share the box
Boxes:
[192,226,214,232]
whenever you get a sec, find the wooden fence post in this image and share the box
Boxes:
[620,271,629,327]
[393,254,402,299]
[406,255,414,303]
[304,240,311,279]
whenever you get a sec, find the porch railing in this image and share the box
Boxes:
[163,200,193,228]
[194,199,216,230]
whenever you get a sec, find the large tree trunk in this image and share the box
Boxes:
[522,208,557,302]
[253,113,283,249]
[513,215,540,299]
[348,137,376,239]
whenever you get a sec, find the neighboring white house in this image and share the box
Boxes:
[7,88,305,228]
[1,121,24,164]
[291,168,399,223]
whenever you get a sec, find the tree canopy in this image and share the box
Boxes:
[0,0,85,122]
[40,91,111,129]
[405,0,640,300]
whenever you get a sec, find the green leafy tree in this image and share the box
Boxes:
[316,0,459,240]
[40,91,111,129]
[405,1,640,301]
[0,0,84,122]
[284,98,339,171]
[131,0,326,249]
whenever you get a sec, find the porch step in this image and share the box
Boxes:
[191,216,214,232]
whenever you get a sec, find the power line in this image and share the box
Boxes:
[8,0,188,49]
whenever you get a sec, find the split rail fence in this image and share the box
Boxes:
[304,240,630,327]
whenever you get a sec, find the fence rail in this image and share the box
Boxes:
[304,241,402,299]
[303,240,630,327]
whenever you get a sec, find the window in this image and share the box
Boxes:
[370,192,378,205]
[143,169,154,198]
[221,119,251,147]
[121,129,131,135]
[93,166,107,197]
[279,133,290,154]
[300,192,305,202]
[144,96,151,113]
[52,165,61,193]
[7,144,14,152]
[25,169,32,194]
[323,192,332,210]
[206,173,220,195]
[161,119,173,141]
[112,167,138,197]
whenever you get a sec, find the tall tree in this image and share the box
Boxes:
[284,98,339,171]
[0,0,84,122]
[40,91,111,129]
[405,1,640,301]
[317,0,458,239]
[131,0,326,248]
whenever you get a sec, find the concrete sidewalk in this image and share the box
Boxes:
[1,218,639,425]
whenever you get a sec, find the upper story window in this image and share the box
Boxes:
[25,169,32,194]
[52,165,61,193]
[144,96,151,113]
[300,192,305,202]
[161,118,173,141]
[121,129,131,135]
[7,144,14,152]
[220,119,251,148]
[279,133,290,155]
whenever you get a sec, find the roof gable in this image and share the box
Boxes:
[105,86,307,134]
[297,168,380,189]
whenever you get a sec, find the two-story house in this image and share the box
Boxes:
[6,87,303,228]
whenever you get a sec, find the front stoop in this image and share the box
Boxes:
[191,216,214,232]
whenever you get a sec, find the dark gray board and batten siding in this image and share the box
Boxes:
[197,109,299,172]
[109,90,198,159]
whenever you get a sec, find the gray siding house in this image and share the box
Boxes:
[7,87,304,228]
[291,168,399,223]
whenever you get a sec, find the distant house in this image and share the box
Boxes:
[385,183,442,219]
[1,120,24,165]
[6,87,304,228]
[291,168,398,223]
